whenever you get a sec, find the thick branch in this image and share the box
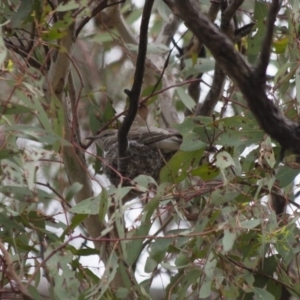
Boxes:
[164,0,300,153]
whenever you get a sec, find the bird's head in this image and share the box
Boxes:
[87,129,118,150]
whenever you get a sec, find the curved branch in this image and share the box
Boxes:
[118,0,154,161]
[164,0,300,154]
[197,64,226,116]
[221,0,244,29]
[197,0,243,116]
[255,0,280,79]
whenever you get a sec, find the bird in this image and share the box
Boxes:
[87,127,182,185]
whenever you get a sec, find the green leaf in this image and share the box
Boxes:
[204,252,217,278]
[7,125,70,146]
[175,252,189,268]
[133,175,157,192]
[0,213,25,232]
[223,229,236,252]
[199,278,213,298]
[154,0,171,22]
[42,29,67,41]
[177,269,202,300]
[99,188,108,224]
[149,238,174,263]
[51,12,74,30]
[240,219,260,229]
[23,161,37,190]
[0,103,32,115]
[61,214,87,239]
[276,166,300,187]
[0,186,52,202]
[0,150,16,160]
[144,257,157,273]
[56,0,87,11]
[215,151,235,170]
[180,132,207,151]
[274,62,296,88]
[191,163,219,180]
[126,222,152,267]
[252,287,275,300]
[115,287,130,299]
[176,87,196,112]
[44,246,81,299]
[266,278,282,300]
[10,0,34,27]
[160,150,202,183]
[182,58,215,77]
[28,285,44,300]
[69,195,101,214]
[64,182,83,202]
[97,252,118,298]
[15,89,53,133]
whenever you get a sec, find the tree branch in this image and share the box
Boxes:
[0,240,33,300]
[221,0,244,29]
[197,0,243,116]
[118,0,155,160]
[255,0,280,79]
[164,0,300,154]
[197,64,226,116]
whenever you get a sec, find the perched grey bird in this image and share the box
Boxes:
[88,127,182,185]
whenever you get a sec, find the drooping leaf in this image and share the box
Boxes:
[0,103,33,115]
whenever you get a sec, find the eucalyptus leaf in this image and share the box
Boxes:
[252,287,275,300]
[0,103,32,115]
[176,87,196,112]
[69,195,101,214]
[204,252,217,278]
[0,186,52,202]
[64,182,83,202]
[223,229,236,252]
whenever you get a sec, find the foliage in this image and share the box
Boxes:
[0,0,300,299]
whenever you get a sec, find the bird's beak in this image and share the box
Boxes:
[86,136,97,140]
